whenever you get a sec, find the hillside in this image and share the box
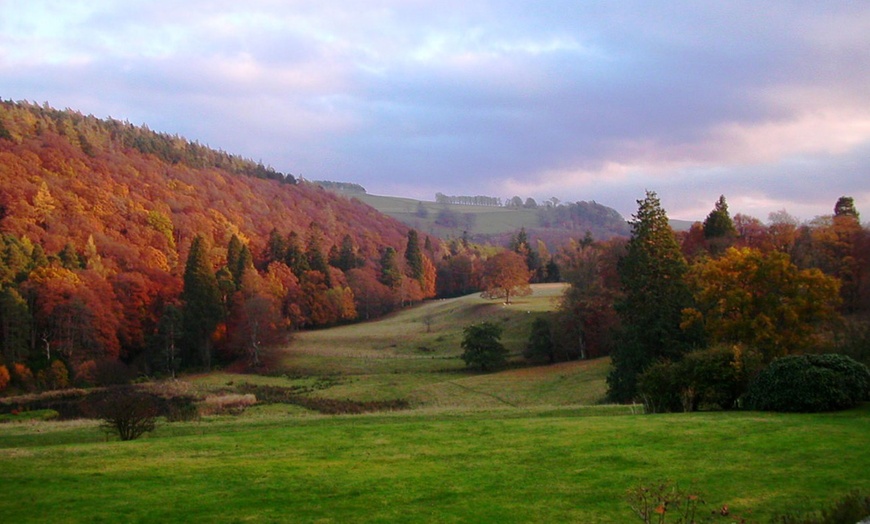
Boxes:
[324,189,631,248]
[0,101,437,376]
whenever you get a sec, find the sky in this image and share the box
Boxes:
[1,1,868,222]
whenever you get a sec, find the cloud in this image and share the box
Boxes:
[1,1,868,222]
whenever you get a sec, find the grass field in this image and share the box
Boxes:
[1,285,868,522]
[0,406,867,522]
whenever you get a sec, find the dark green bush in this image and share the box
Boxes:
[638,346,747,413]
[745,354,870,412]
[637,360,682,414]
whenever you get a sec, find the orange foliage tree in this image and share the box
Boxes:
[480,251,532,305]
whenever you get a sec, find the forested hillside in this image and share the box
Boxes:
[0,101,438,382]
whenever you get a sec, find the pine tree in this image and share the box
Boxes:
[0,287,31,363]
[703,195,737,239]
[379,247,402,289]
[226,234,251,289]
[405,229,424,281]
[181,235,223,369]
[284,232,309,277]
[608,191,697,402]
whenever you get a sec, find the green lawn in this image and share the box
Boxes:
[0,405,867,522]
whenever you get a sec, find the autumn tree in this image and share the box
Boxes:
[802,197,869,312]
[226,270,288,366]
[552,239,623,361]
[608,191,697,402]
[181,235,223,369]
[685,247,842,362]
[480,251,531,305]
[461,322,508,371]
[150,303,183,377]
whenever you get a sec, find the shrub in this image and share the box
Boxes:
[745,354,870,412]
[89,389,158,441]
[637,346,750,413]
[637,360,682,414]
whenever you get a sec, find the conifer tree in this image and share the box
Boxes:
[703,195,737,239]
[608,191,697,402]
[379,247,402,289]
[0,287,31,363]
[181,235,223,369]
[405,229,424,281]
[284,232,309,277]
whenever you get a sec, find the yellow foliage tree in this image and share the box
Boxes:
[684,247,841,362]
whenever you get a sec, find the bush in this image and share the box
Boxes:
[88,389,158,441]
[638,346,749,413]
[745,354,870,412]
[637,360,682,414]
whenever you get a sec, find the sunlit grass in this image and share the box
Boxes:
[0,405,867,522]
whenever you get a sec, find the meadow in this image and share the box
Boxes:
[0,285,867,522]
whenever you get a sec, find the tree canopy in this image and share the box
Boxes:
[480,251,532,305]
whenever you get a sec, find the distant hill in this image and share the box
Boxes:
[338,192,631,249]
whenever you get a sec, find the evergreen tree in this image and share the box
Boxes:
[227,234,244,287]
[524,316,556,363]
[305,230,331,287]
[226,234,252,289]
[58,243,83,270]
[264,229,287,266]
[703,195,737,239]
[834,196,860,221]
[405,229,424,281]
[379,247,402,289]
[608,191,697,402]
[181,235,223,369]
[0,286,31,363]
[151,303,183,377]
[284,232,309,277]
[331,234,360,272]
